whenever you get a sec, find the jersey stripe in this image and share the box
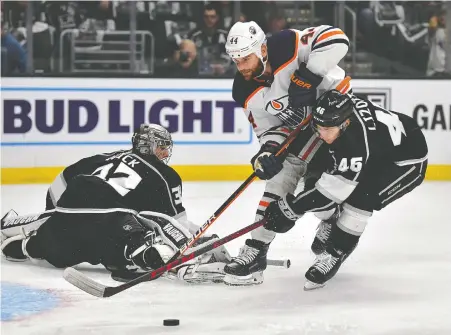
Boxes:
[48,173,67,206]
[352,110,370,181]
[56,207,139,215]
[378,165,416,195]
[316,173,358,203]
[308,201,336,212]
[312,38,349,51]
[263,192,280,200]
[394,155,428,166]
[273,30,299,76]
[316,29,345,43]
[310,26,335,49]
[380,165,423,205]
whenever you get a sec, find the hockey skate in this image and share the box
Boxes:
[223,239,269,286]
[311,208,340,255]
[304,247,346,291]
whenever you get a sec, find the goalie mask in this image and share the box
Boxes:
[132,124,173,164]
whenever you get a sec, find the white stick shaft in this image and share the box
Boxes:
[267,259,291,268]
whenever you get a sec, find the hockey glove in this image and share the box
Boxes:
[288,63,323,108]
[251,142,287,180]
[264,195,303,233]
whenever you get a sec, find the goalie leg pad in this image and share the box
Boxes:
[223,271,264,286]
[177,261,227,284]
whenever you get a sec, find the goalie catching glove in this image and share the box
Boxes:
[116,212,232,283]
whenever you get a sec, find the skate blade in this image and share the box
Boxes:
[304,279,326,291]
[3,256,28,262]
[223,272,264,286]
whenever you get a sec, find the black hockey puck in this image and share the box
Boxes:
[163,319,180,326]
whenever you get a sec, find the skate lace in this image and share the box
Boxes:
[232,245,259,265]
[313,253,339,275]
[316,221,332,243]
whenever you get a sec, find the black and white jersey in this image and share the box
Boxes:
[290,95,428,213]
[46,150,185,218]
[187,28,228,53]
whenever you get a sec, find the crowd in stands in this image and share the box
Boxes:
[1,1,449,77]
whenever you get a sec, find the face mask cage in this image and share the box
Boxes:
[133,127,174,164]
[152,136,173,164]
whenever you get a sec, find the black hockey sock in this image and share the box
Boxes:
[329,225,360,254]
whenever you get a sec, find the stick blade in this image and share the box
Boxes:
[63,267,107,298]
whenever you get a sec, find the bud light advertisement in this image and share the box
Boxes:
[1,79,252,146]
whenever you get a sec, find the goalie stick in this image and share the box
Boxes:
[64,76,351,297]
[63,218,268,297]
[63,113,311,297]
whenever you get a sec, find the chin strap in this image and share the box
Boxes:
[253,40,268,78]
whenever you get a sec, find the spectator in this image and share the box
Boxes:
[266,11,287,38]
[216,1,234,30]
[1,26,27,75]
[426,9,447,76]
[187,3,229,75]
[160,39,198,77]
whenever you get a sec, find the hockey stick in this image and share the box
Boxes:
[168,75,351,261]
[165,111,313,262]
[63,218,267,298]
[64,76,351,297]
[268,259,291,268]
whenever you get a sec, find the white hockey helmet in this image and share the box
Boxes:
[226,21,267,72]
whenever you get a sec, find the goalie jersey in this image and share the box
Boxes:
[232,26,352,147]
[46,150,186,219]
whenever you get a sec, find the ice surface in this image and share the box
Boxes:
[1,181,451,335]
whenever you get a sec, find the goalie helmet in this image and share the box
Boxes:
[226,21,267,75]
[132,124,173,164]
[311,90,354,129]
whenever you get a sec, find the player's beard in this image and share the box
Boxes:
[240,60,264,81]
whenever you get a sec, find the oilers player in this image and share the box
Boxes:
[221,21,352,285]
[263,90,428,289]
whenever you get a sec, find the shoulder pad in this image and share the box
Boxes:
[232,72,262,108]
[267,29,298,72]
